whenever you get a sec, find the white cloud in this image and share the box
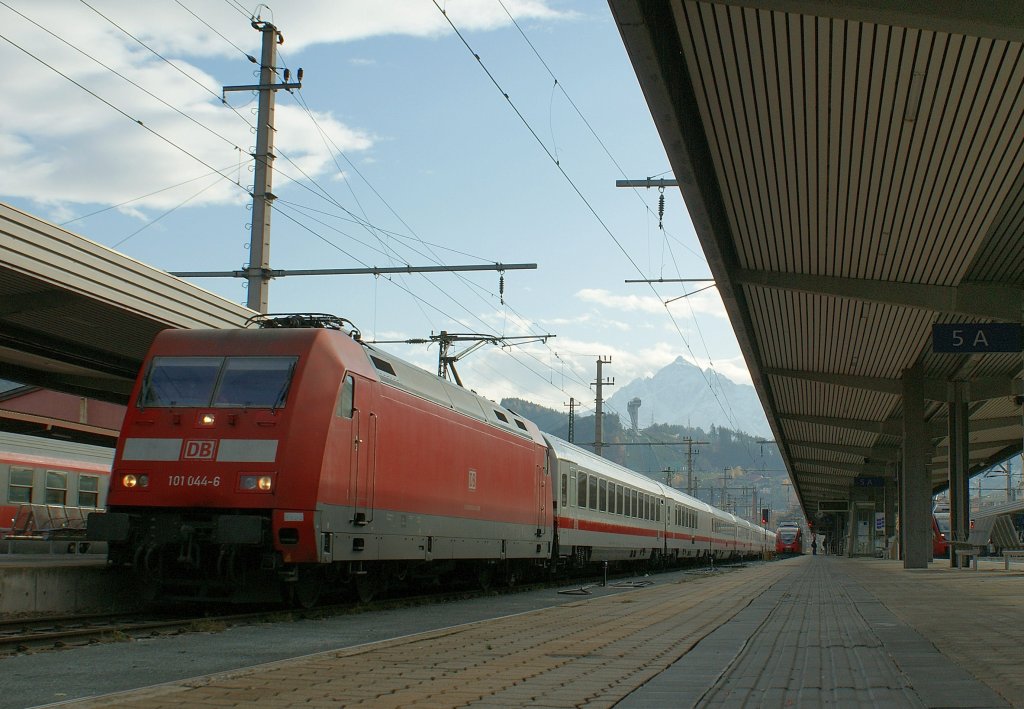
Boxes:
[576,288,665,314]
[577,286,729,320]
[0,1,566,215]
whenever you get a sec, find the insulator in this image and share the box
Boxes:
[499,274,505,305]
[658,191,665,230]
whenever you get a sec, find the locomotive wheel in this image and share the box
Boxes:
[354,571,379,603]
[292,567,323,609]
[477,565,494,591]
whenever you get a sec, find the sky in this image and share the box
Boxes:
[0,0,752,428]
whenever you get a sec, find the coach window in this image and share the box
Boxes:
[335,375,355,418]
[657,499,662,523]
[560,473,568,508]
[78,475,100,507]
[630,489,638,518]
[577,472,587,509]
[588,475,598,510]
[45,470,67,505]
[598,479,607,512]
[9,467,33,504]
[616,485,624,515]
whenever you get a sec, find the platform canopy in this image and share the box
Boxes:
[611,1,1024,516]
[0,202,255,403]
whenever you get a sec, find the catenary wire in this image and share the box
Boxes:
[434,2,742,432]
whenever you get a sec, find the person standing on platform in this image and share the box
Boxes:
[811,537,817,555]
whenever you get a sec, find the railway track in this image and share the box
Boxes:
[0,611,248,654]
[0,560,753,655]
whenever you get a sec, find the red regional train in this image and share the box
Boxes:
[88,315,774,604]
[775,521,803,554]
[1,431,112,536]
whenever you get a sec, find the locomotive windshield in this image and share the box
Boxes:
[139,356,298,408]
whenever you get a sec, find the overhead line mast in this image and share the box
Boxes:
[222,19,301,313]
[187,19,535,312]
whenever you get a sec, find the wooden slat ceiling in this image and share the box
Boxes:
[612,0,1024,515]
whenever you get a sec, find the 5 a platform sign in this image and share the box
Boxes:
[931,323,1022,353]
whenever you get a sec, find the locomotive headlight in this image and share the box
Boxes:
[239,474,273,492]
[198,412,216,426]
[122,474,150,489]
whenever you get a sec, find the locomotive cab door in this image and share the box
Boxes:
[339,374,377,527]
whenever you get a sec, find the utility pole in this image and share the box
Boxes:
[223,20,302,313]
[593,356,614,458]
[663,467,675,486]
[183,18,534,309]
[682,437,709,496]
[564,397,577,444]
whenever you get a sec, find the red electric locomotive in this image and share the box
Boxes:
[89,314,775,604]
[775,522,803,555]
[88,315,551,603]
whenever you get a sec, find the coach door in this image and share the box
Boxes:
[347,375,377,527]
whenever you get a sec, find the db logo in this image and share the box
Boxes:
[183,439,217,460]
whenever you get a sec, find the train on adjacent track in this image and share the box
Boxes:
[0,432,112,536]
[88,314,775,605]
[775,521,803,555]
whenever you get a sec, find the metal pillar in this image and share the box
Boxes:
[901,363,931,568]
[947,383,970,567]
[245,23,279,313]
[593,357,613,458]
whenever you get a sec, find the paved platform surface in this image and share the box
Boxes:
[58,555,1024,708]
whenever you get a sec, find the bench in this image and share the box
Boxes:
[989,515,1024,571]
[949,515,997,570]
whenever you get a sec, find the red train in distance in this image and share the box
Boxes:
[88,314,774,605]
[932,513,950,558]
[775,522,803,555]
[0,432,112,536]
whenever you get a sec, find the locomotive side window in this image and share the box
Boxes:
[140,356,297,408]
[336,375,355,418]
[45,470,67,505]
[79,475,100,507]
[9,466,33,504]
